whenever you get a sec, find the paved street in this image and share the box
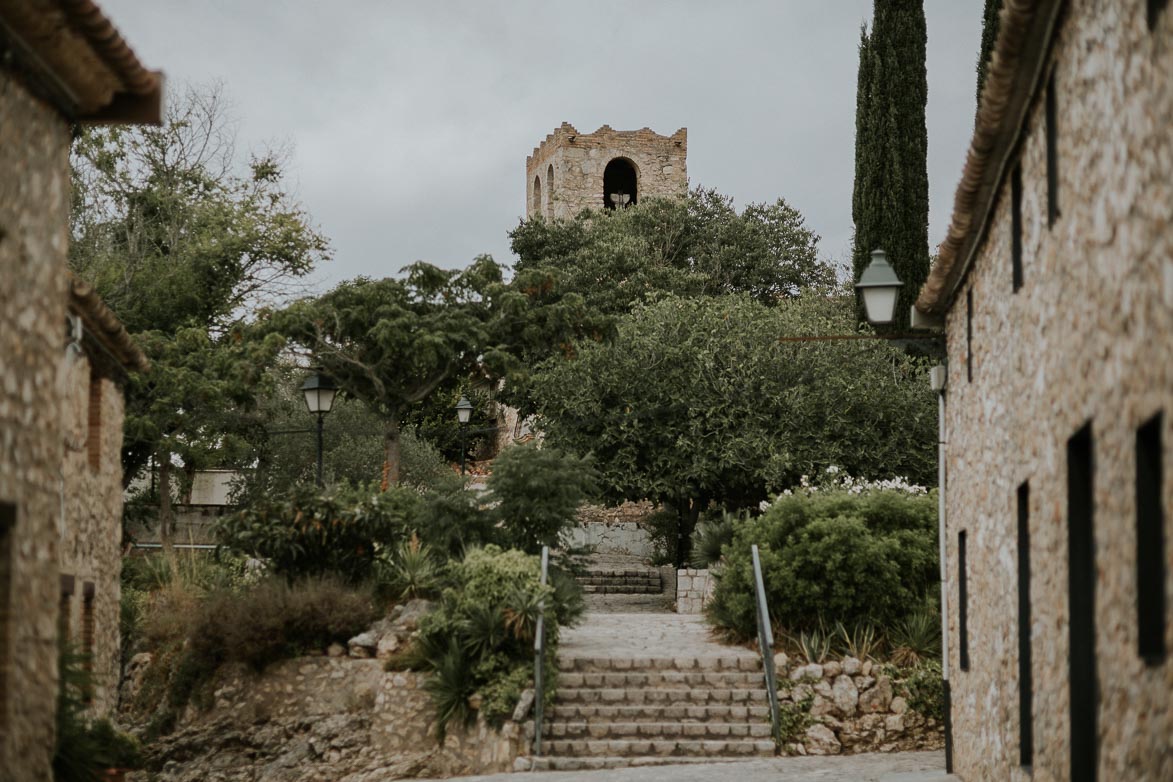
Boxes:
[414,750,951,781]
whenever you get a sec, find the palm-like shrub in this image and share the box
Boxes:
[379,535,440,599]
[888,608,941,666]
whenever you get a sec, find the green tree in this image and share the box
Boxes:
[262,258,506,486]
[529,294,936,566]
[69,85,329,553]
[976,0,1004,107]
[851,0,930,332]
[487,443,597,553]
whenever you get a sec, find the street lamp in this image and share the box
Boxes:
[301,372,337,487]
[455,395,473,475]
[854,248,904,326]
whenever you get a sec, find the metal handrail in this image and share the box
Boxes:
[752,544,782,750]
[532,545,550,756]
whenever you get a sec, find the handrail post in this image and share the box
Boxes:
[752,545,782,750]
[532,545,549,756]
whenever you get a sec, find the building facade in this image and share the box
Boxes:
[525,122,687,219]
[914,1,1171,780]
[0,2,160,778]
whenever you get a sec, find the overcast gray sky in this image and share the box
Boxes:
[101,1,982,290]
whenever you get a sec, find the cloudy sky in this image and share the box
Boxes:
[101,1,982,290]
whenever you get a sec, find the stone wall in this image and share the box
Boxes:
[675,568,714,614]
[941,3,1172,780]
[0,70,72,782]
[774,656,944,757]
[59,349,127,715]
[526,123,687,219]
[569,502,656,558]
[138,657,528,782]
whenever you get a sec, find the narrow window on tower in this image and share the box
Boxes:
[1137,413,1166,664]
[87,368,102,471]
[1148,0,1168,31]
[966,288,974,383]
[958,530,970,671]
[1017,482,1034,767]
[59,574,76,645]
[1067,423,1097,782]
[0,503,14,731]
[1046,73,1059,227]
[1012,164,1024,291]
[82,582,95,702]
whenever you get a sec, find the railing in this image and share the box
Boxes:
[751,544,782,749]
[532,545,550,756]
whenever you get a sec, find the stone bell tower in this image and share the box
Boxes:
[525,122,688,220]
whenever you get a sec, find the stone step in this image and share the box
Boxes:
[541,738,776,758]
[544,721,774,739]
[558,655,762,673]
[555,687,769,705]
[526,756,754,771]
[581,584,662,595]
[557,671,764,689]
[549,704,772,723]
[582,568,661,578]
[579,574,661,584]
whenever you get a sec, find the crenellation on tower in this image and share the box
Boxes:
[525,123,687,220]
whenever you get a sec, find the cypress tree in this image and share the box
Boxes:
[851,0,929,333]
[976,0,1004,108]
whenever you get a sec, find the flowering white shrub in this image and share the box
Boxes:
[759,465,929,510]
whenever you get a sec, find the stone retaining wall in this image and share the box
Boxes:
[774,656,944,757]
[137,656,527,781]
[675,568,714,614]
[569,502,656,558]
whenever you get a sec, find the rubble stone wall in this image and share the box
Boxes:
[570,502,656,558]
[0,71,71,782]
[942,3,1173,780]
[526,123,687,219]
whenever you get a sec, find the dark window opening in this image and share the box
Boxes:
[546,164,555,220]
[1149,0,1168,31]
[1017,482,1034,767]
[0,503,14,730]
[59,574,76,645]
[87,368,102,471]
[959,530,970,671]
[1137,413,1166,664]
[1046,74,1059,227]
[1012,164,1024,291]
[1068,423,1097,782]
[532,175,542,218]
[966,288,974,383]
[82,582,95,702]
[603,157,638,209]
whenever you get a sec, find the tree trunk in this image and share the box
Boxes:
[673,494,704,569]
[381,416,401,491]
[158,455,175,568]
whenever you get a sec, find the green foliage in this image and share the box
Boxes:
[833,621,883,661]
[689,510,740,569]
[852,1,929,332]
[977,0,1004,106]
[216,483,419,582]
[790,625,834,664]
[261,258,506,484]
[407,546,581,739]
[888,607,942,667]
[532,294,936,564]
[487,443,597,553]
[707,488,938,640]
[901,659,944,721]
[54,646,142,779]
[377,536,441,600]
[412,473,498,557]
[776,694,815,743]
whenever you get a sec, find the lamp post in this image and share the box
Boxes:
[854,248,904,325]
[301,372,338,487]
[455,395,473,476]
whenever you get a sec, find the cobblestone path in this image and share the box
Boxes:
[414,750,951,781]
[558,613,752,661]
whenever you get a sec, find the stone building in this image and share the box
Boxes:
[913,1,1171,780]
[0,2,160,779]
[525,122,687,219]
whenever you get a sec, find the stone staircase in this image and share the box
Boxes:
[576,555,674,613]
[532,652,776,770]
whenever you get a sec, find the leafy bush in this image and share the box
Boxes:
[412,473,498,557]
[488,443,596,553]
[689,510,740,568]
[901,659,944,720]
[643,506,681,566]
[706,488,937,640]
[405,545,580,738]
[216,483,419,582]
[377,535,441,600]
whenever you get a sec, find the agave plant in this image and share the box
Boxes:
[383,534,439,600]
[423,639,476,742]
[788,624,834,664]
[459,602,507,661]
[888,609,941,666]
[501,585,544,645]
[834,621,883,661]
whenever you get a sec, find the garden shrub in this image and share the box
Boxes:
[55,646,142,780]
[488,443,597,554]
[901,659,944,721]
[689,509,741,568]
[406,545,581,738]
[216,482,419,582]
[412,472,498,557]
[706,488,937,640]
